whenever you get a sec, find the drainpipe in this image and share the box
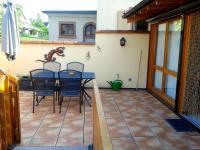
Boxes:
[174,14,185,113]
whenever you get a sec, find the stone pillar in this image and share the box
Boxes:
[183,10,200,117]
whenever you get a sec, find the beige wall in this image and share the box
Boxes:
[97,0,141,30]
[0,33,149,88]
[117,11,132,30]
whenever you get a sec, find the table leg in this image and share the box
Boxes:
[35,96,45,106]
[82,79,92,107]
[83,89,91,107]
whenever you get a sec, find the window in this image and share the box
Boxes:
[85,24,96,37]
[83,23,96,42]
[135,20,148,31]
[155,23,166,67]
[59,22,76,38]
[83,23,96,38]
[167,19,182,72]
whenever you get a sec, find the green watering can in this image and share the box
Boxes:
[107,80,123,91]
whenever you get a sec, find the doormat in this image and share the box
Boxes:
[87,145,93,150]
[166,119,197,132]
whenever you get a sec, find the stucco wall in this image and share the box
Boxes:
[48,14,96,42]
[0,33,149,88]
[97,0,141,30]
[183,11,200,116]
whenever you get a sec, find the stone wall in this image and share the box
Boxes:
[183,10,200,116]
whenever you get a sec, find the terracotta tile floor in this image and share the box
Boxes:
[19,90,200,150]
[19,90,93,147]
[101,89,200,150]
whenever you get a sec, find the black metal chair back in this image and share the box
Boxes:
[30,69,56,113]
[58,69,83,113]
[43,61,61,72]
[66,62,84,72]
[30,69,55,92]
[59,69,82,92]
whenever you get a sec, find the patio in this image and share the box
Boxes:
[0,0,199,149]
[19,89,200,150]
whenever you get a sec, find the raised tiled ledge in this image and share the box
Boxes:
[20,40,95,45]
[96,30,150,34]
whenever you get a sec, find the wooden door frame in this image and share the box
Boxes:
[177,14,191,113]
[147,16,189,111]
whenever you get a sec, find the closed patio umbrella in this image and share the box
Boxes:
[1,0,20,60]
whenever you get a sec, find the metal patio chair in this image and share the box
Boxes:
[30,69,56,113]
[58,69,83,113]
[66,62,84,72]
[43,61,61,101]
[43,61,61,72]
[66,61,91,106]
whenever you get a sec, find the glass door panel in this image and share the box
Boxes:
[167,19,182,72]
[150,18,182,105]
[165,75,177,99]
[155,23,166,66]
[153,70,162,90]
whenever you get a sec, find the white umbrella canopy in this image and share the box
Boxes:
[1,0,20,60]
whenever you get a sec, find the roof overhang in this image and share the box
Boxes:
[123,0,196,23]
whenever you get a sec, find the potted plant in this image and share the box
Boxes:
[19,75,32,90]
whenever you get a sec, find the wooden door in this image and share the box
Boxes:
[147,17,183,108]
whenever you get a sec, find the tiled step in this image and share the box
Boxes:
[13,146,89,150]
